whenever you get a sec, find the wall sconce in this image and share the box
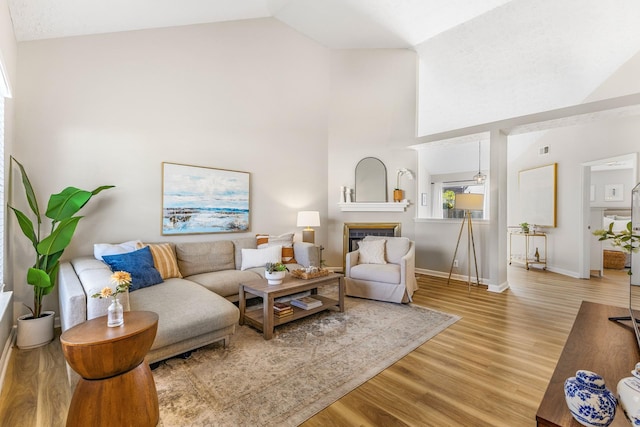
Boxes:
[297,211,320,243]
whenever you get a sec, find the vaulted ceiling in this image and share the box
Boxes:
[7,0,511,47]
[6,0,640,137]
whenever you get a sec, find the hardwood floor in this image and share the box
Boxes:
[0,267,631,426]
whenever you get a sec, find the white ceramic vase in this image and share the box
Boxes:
[617,363,640,424]
[265,271,286,285]
[16,310,55,349]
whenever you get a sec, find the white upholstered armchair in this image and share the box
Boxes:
[344,236,418,303]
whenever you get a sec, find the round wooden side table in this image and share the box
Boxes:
[60,311,159,427]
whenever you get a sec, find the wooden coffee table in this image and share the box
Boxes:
[239,272,344,340]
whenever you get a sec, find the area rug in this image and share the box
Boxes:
[153,296,460,426]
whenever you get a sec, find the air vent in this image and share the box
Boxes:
[538,145,550,156]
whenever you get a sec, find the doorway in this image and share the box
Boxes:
[580,153,637,279]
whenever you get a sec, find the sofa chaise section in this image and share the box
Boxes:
[59,257,240,364]
[129,279,239,364]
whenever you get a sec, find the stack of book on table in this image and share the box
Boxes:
[273,302,294,318]
[290,296,322,310]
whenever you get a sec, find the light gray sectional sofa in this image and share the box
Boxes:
[58,236,319,364]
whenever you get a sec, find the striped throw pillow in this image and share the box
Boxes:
[136,242,182,279]
[256,233,297,264]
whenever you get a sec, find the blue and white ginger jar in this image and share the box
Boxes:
[564,370,617,427]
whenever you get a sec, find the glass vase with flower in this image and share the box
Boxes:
[91,271,132,327]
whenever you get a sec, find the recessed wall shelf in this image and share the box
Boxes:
[337,201,409,212]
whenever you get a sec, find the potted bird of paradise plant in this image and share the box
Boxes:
[8,156,114,348]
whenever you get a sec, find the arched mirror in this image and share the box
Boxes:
[355,157,387,202]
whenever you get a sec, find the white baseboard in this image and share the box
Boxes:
[415,267,485,284]
[415,268,511,293]
[0,326,15,396]
[488,281,510,293]
[545,265,580,278]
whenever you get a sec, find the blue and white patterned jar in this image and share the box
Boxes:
[564,370,617,427]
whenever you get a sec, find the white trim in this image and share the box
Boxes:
[0,291,15,396]
[0,326,15,395]
[487,281,510,293]
[337,201,409,212]
[0,51,12,98]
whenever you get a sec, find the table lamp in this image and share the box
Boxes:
[297,211,320,244]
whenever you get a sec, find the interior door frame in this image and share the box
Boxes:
[580,153,638,278]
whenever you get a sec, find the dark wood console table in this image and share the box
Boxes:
[536,301,640,426]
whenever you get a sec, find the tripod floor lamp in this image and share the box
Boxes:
[448,193,484,292]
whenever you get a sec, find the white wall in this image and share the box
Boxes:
[326,49,420,268]
[10,18,330,318]
[591,169,635,209]
[507,116,640,277]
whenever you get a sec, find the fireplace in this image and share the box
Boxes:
[342,223,401,271]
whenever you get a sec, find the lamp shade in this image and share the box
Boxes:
[455,193,484,211]
[296,211,320,228]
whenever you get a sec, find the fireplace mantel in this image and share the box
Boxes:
[337,201,409,212]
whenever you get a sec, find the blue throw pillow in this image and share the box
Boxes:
[102,246,163,291]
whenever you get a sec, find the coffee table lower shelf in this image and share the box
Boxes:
[243,295,340,328]
[239,272,345,340]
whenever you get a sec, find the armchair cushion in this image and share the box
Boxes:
[350,263,400,284]
[363,236,411,264]
[357,239,387,264]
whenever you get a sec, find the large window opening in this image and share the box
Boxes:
[441,181,486,219]
[416,137,490,220]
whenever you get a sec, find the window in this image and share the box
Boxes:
[415,137,490,220]
[0,96,6,283]
[0,59,10,289]
[431,178,487,219]
[0,96,4,285]
[441,182,486,219]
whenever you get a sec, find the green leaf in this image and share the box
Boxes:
[10,156,41,223]
[91,185,115,196]
[45,187,92,221]
[42,263,59,296]
[40,250,63,272]
[37,217,81,256]
[27,268,51,289]
[45,185,115,221]
[8,206,38,248]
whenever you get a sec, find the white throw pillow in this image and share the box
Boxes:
[94,240,142,261]
[241,245,282,270]
[363,236,410,264]
[357,239,387,264]
[256,233,296,263]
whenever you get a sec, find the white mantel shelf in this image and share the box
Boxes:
[337,201,410,212]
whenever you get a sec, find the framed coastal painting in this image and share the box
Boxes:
[162,162,250,235]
